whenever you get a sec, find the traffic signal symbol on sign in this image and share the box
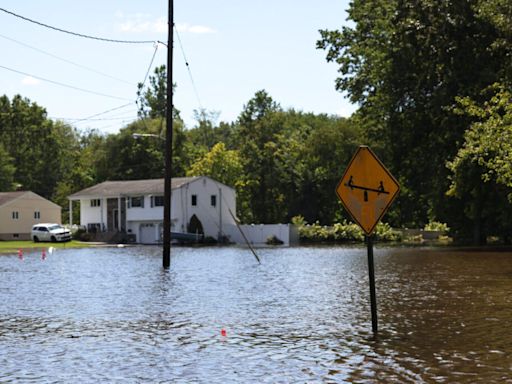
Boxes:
[336,146,399,235]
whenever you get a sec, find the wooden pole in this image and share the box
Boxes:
[163,0,173,268]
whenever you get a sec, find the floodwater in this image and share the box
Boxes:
[0,245,511,383]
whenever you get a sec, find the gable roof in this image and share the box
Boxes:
[0,191,61,209]
[68,177,201,199]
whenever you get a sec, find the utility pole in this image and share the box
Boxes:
[163,0,173,268]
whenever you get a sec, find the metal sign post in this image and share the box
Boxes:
[336,146,400,333]
[366,235,378,333]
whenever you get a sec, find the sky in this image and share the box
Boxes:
[0,1,355,134]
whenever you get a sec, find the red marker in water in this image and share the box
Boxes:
[221,328,227,337]
[18,249,23,260]
[41,248,46,260]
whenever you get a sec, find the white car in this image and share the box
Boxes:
[31,223,72,243]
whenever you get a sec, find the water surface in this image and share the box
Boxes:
[1,246,511,382]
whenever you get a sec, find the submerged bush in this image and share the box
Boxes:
[293,217,401,243]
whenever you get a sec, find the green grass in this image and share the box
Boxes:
[0,240,90,254]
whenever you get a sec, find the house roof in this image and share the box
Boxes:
[0,191,61,209]
[68,177,205,199]
[0,191,28,207]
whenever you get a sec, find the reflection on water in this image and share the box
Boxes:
[0,246,511,382]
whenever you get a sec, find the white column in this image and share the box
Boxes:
[118,197,121,231]
[69,200,73,226]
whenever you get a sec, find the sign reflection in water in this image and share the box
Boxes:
[0,246,511,382]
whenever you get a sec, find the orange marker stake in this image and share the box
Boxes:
[41,248,46,261]
[221,328,227,337]
[18,249,23,260]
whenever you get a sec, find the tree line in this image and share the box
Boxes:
[1,0,511,244]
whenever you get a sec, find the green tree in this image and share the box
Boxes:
[447,85,512,243]
[318,0,508,229]
[0,143,15,191]
[186,142,243,188]
[0,95,82,200]
[235,90,284,223]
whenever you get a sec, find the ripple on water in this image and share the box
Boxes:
[0,246,512,382]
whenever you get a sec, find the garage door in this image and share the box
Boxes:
[139,223,156,244]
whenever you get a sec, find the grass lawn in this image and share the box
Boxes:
[0,240,90,254]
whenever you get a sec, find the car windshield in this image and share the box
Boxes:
[48,225,63,231]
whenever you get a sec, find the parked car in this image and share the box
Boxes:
[31,223,72,242]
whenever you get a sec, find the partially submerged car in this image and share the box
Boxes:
[31,223,72,243]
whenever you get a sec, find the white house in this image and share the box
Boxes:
[67,176,237,244]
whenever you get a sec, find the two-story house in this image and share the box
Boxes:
[67,176,236,244]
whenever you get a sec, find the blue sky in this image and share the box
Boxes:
[0,1,355,134]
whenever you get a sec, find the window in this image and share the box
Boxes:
[34,211,40,219]
[151,195,164,207]
[130,196,144,208]
[211,195,217,207]
[12,211,19,220]
[91,199,101,207]
[191,195,197,206]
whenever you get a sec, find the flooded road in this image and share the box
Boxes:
[1,246,511,382]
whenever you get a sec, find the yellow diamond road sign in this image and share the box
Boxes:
[336,146,400,235]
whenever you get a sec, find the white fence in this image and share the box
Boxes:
[225,224,299,246]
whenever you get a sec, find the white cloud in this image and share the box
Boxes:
[116,12,216,35]
[175,23,216,34]
[21,76,40,86]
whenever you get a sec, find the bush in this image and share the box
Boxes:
[424,221,450,232]
[73,228,92,241]
[295,219,401,243]
[266,235,284,245]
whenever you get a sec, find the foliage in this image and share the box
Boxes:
[447,84,512,243]
[186,142,243,188]
[423,221,450,233]
[317,0,511,231]
[293,217,401,243]
[0,143,15,191]
[266,235,284,245]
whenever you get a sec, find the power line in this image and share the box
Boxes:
[174,24,203,111]
[0,33,134,85]
[0,64,133,101]
[141,44,160,89]
[63,103,135,123]
[0,7,156,44]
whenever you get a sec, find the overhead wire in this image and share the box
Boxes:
[0,33,134,85]
[58,103,135,124]
[174,24,203,111]
[0,7,156,44]
[0,64,133,101]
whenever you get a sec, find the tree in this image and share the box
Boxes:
[235,90,284,223]
[0,143,15,191]
[186,142,243,188]
[447,85,512,243]
[318,0,508,229]
[0,95,82,200]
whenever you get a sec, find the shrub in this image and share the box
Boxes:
[424,221,450,232]
[295,219,400,243]
[266,235,284,245]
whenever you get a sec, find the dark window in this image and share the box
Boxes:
[12,211,19,219]
[34,211,40,219]
[151,195,164,207]
[131,196,144,208]
[91,199,101,207]
[211,195,217,207]
[191,195,197,206]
